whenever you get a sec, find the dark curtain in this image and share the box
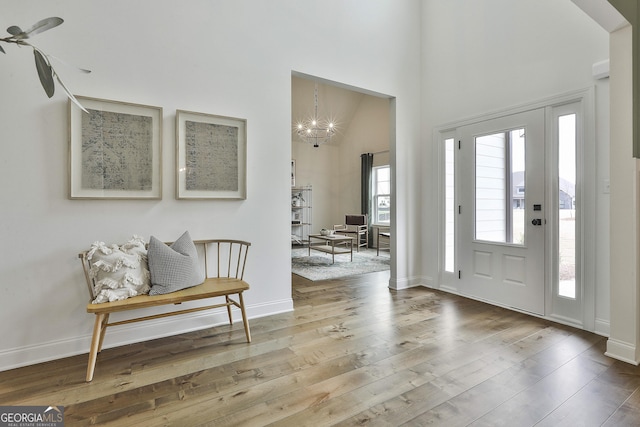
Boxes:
[361,153,374,246]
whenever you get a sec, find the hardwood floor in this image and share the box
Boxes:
[2,271,640,426]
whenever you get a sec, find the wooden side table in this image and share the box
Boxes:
[308,234,354,264]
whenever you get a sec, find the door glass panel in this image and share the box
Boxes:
[445,138,455,272]
[510,129,526,244]
[558,114,576,298]
[475,128,525,244]
[476,133,506,242]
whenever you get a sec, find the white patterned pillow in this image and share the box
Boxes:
[148,231,204,295]
[87,235,151,303]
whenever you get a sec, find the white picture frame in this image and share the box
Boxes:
[176,110,247,200]
[69,96,163,199]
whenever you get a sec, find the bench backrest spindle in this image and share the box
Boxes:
[205,240,249,280]
[79,253,96,302]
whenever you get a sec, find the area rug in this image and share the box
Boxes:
[291,247,390,281]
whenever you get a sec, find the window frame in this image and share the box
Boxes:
[372,165,390,225]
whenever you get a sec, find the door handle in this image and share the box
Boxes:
[531,219,542,226]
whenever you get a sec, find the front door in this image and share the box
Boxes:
[457,109,545,315]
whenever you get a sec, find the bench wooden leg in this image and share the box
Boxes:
[238,292,251,343]
[86,313,108,382]
[225,295,233,324]
[97,313,109,353]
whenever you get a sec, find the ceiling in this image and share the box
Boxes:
[570,0,628,32]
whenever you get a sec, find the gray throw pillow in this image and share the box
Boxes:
[148,231,204,295]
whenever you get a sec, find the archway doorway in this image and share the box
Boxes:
[290,72,395,284]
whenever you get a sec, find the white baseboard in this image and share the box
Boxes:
[594,318,610,337]
[605,338,639,365]
[0,298,293,373]
[548,313,584,330]
[438,284,459,293]
[389,275,431,290]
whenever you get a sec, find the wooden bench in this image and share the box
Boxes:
[79,239,251,382]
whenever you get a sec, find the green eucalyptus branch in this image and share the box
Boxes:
[0,17,90,113]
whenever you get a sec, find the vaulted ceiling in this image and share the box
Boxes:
[291,75,366,147]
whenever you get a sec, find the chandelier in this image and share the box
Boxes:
[294,83,336,147]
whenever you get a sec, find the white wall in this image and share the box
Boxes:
[292,139,337,234]
[0,0,421,371]
[420,1,611,325]
[336,95,390,224]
